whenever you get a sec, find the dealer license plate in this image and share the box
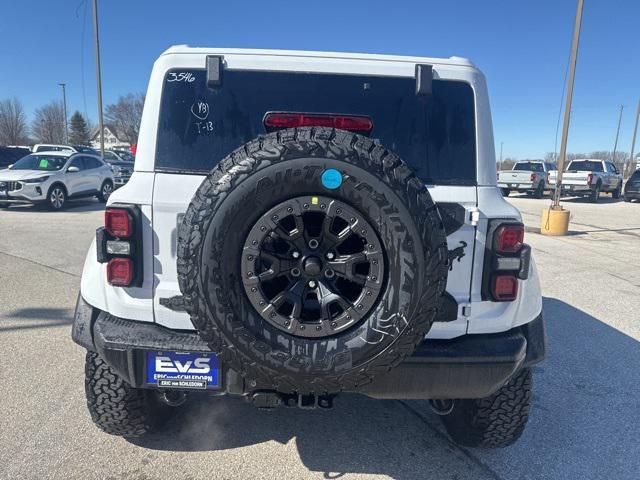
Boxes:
[146,351,220,390]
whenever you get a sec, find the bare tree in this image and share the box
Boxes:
[0,97,29,145]
[104,93,145,145]
[31,101,66,144]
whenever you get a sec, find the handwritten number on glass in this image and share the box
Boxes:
[167,72,196,83]
[195,121,214,134]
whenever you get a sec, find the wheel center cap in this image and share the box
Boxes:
[303,256,322,276]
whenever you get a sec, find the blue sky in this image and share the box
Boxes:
[1,0,638,158]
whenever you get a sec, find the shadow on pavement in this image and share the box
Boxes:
[0,307,73,332]
[472,297,640,479]
[3,200,104,213]
[129,297,640,479]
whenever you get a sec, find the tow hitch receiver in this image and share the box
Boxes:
[249,391,335,410]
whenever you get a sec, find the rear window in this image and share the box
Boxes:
[155,69,476,185]
[513,162,544,172]
[567,161,603,172]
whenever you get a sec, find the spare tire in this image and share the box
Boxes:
[177,127,448,394]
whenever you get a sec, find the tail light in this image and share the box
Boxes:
[492,275,519,301]
[263,112,373,134]
[482,221,530,302]
[587,173,593,186]
[107,258,133,286]
[530,173,536,182]
[495,225,524,253]
[96,204,142,287]
[105,208,132,237]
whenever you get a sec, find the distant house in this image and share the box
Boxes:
[90,125,130,149]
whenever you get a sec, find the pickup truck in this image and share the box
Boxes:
[497,161,553,198]
[548,159,623,203]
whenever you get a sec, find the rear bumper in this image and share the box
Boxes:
[72,295,546,400]
[497,182,534,190]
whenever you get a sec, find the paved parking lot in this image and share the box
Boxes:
[1,195,639,479]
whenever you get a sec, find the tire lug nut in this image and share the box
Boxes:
[326,252,335,260]
[308,280,317,288]
[292,251,300,258]
[308,239,319,249]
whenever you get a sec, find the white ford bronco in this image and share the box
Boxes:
[72,47,545,448]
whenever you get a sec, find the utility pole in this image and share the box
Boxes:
[551,0,584,209]
[58,83,68,144]
[92,0,105,156]
[611,104,624,164]
[499,141,504,170]
[627,100,639,179]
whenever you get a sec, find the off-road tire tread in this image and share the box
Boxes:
[441,367,533,448]
[177,127,448,394]
[84,351,170,437]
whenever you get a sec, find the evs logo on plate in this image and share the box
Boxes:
[146,351,219,389]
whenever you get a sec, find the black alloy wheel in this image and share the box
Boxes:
[241,196,385,338]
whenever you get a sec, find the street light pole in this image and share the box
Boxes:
[627,100,639,179]
[499,141,504,170]
[92,0,105,156]
[58,83,68,144]
[612,104,624,164]
[551,0,585,209]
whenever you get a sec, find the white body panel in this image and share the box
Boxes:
[548,159,622,193]
[78,47,542,339]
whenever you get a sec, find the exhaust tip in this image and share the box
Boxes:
[428,399,455,416]
[159,390,188,407]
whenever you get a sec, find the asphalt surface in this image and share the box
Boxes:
[1,194,639,479]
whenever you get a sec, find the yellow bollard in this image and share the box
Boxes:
[540,207,570,236]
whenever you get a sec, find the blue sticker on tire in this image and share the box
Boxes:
[146,351,219,390]
[321,168,343,190]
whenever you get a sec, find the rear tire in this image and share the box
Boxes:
[533,182,545,199]
[500,188,511,197]
[612,183,622,199]
[440,368,533,448]
[98,180,113,203]
[84,351,173,437]
[589,182,601,203]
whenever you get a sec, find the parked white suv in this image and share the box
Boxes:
[0,151,114,209]
[72,47,546,448]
